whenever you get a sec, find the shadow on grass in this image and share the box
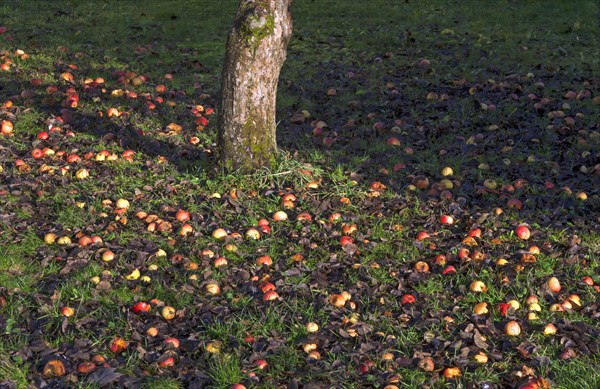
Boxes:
[0,0,598,210]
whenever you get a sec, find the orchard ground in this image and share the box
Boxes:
[0,1,599,388]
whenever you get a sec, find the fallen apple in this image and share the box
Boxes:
[273,211,288,221]
[245,228,261,240]
[77,361,96,374]
[515,225,530,240]
[473,351,488,364]
[101,250,115,262]
[161,306,176,320]
[547,276,561,293]
[340,236,354,246]
[175,209,190,222]
[1,120,13,135]
[158,356,175,368]
[43,359,66,378]
[305,322,319,333]
[132,301,150,314]
[213,256,228,267]
[256,255,273,266]
[44,232,58,244]
[504,320,521,336]
[470,280,487,293]
[440,215,454,225]
[109,337,128,354]
[401,294,416,304]
[205,340,222,354]
[205,283,220,295]
[61,306,75,317]
[164,337,180,348]
[75,168,90,179]
[212,228,228,240]
[417,356,435,372]
[473,302,488,315]
[263,290,279,301]
[416,231,430,241]
[179,224,193,236]
[442,367,462,379]
[329,293,346,307]
[543,323,557,335]
[259,282,276,293]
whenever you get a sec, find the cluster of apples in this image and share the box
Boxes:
[0,47,28,71]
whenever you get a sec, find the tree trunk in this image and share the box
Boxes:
[218,0,293,172]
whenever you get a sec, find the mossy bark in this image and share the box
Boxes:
[218,0,293,172]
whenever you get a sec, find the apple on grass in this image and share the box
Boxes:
[109,337,127,354]
[161,306,176,320]
[515,225,530,240]
[132,301,150,314]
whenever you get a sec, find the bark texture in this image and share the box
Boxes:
[218,0,293,172]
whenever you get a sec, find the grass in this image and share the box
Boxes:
[0,0,599,387]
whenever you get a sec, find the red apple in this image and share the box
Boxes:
[175,209,190,222]
[468,228,482,238]
[387,137,401,146]
[547,277,561,293]
[457,248,470,259]
[213,256,228,267]
[440,215,454,225]
[66,154,81,163]
[132,301,150,314]
[359,360,374,374]
[164,337,180,348]
[418,58,431,67]
[78,236,92,247]
[109,337,127,354]
[259,282,276,293]
[255,359,268,370]
[515,225,530,240]
[416,231,430,241]
[263,290,279,301]
[442,266,456,275]
[323,136,335,147]
[61,306,75,317]
[256,256,273,266]
[31,148,43,159]
[158,356,175,368]
[77,361,96,374]
[340,236,354,246]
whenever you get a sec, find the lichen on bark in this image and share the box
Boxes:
[240,11,275,54]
